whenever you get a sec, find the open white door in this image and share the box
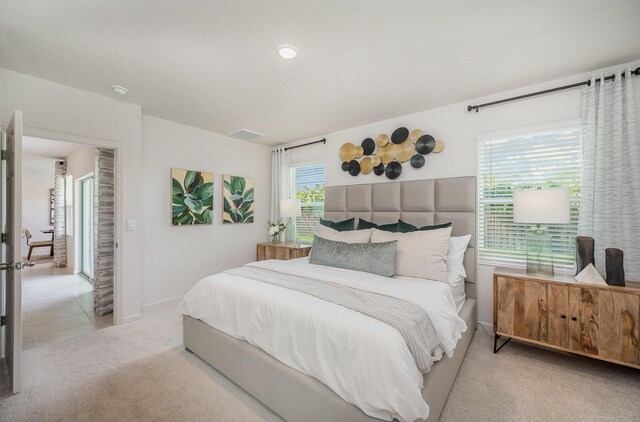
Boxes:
[2,110,30,394]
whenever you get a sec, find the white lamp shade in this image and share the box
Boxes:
[280,198,301,218]
[513,188,570,224]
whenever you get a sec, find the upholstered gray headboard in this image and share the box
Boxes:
[324,176,477,298]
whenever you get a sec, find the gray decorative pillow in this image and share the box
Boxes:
[310,235,397,277]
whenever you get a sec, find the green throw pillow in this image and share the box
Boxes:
[319,218,355,232]
[397,220,452,233]
[356,218,399,232]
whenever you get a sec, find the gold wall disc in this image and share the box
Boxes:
[376,133,390,147]
[371,156,381,167]
[354,145,364,158]
[339,143,356,161]
[395,140,415,162]
[409,129,423,144]
[376,143,395,164]
[433,139,445,153]
[360,157,373,174]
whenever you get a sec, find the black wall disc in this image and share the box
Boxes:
[415,134,435,154]
[391,127,409,144]
[361,138,375,155]
[348,159,360,176]
[373,163,385,175]
[341,161,350,171]
[385,161,402,179]
[410,154,425,168]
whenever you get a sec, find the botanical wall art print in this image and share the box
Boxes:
[223,174,254,224]
[171,168,214,225]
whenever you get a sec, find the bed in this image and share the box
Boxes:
[181,176,477,422]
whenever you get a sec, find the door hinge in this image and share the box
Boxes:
[0,150,6,161]
[1,315,5,327]
[1,233,6,244]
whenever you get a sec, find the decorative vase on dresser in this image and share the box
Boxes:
[493,267,640,369]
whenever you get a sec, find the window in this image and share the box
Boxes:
[291,163,325,244]
[478,125,582,273]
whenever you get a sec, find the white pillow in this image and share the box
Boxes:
[315,225,372,243]
[447,235,471,279]
[370,227,451,282]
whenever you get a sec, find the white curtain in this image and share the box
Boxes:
[271,147,291,241]
[579,67,640,280]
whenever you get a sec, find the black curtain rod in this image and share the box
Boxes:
[283,138,326,151]
[467,67,640,113]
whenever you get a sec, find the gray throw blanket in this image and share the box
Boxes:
[225,266,439,373]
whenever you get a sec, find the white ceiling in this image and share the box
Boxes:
[2,1,640,145]
[23,136,83,159]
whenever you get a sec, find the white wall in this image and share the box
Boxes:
[22,153,56,256]
[0,68,143,323]
[65,145,97,273]
[140,115,271,305]
[287,60,640,327]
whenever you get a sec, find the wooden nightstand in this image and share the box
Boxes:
[493,267,640,369]
[256,243,311,261]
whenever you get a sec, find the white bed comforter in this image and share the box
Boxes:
[178,258,466,422]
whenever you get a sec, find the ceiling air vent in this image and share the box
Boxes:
[228,128,266,141]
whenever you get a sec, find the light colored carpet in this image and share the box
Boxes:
[0,300,638,422]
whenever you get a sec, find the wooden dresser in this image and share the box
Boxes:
[493,268,640,369]
[256,243,311,261]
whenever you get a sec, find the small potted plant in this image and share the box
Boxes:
[268,220,286,244]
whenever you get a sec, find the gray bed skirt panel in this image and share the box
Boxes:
[183,298,477,422]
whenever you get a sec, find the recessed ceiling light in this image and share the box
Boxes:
[112,85,128,96]
[277,44,297,59]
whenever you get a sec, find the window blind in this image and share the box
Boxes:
[292,164,325,244]
[478,126,582,273]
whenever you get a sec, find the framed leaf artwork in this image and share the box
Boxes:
[222,175,254,224]
[171,168,214,225]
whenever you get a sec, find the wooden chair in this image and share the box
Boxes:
[25,228,54,259]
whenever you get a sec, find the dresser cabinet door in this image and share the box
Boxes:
[569,286,639,365]
[547,284,569,348]
[495,277,548,342]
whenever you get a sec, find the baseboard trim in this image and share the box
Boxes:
[477,321,493,335]
[141,294,185,309]
[123,313,143,324]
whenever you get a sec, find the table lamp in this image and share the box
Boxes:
[280,198,301,244]
[513,187,570,275]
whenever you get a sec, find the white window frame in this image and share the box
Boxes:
[476,120,582,273]
[290,161,326,244]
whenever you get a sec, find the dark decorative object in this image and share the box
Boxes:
[341,161,350,171]
[605,248,625,286]
[410,154,425,168]
[361,138,375,155]
[391,127,409,144]
[415,135,435,154]
[348,159,360,176]
[385,161,402,179]
[575,236,595,275]
[373,163,385,175]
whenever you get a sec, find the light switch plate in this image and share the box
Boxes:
[126,219,136,231]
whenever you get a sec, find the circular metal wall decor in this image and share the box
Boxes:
[354,145,364,158]
[361,138,375,155]
[433,139,445,153]
[339,143,357,162]
[373,163,385,175]
[410,154,425,168]
[391,127,409,144]
[341,161,350,171]
[395,140,414,162]
[348,159,360,176]
[385,161,402,179]
[415,134,435,155]
[371,156,381,167]
[376,143,395,164]
[376,133,390,147]
[409,129,423,144]
[360,157,373,174]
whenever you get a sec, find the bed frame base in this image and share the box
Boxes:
[183,299,476,422]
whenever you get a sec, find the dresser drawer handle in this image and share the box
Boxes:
[560,315,566,319]
[571,317,577,321]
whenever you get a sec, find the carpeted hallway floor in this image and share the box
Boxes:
[0,299,638,422]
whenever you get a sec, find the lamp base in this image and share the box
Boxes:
[526,227,554,276]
